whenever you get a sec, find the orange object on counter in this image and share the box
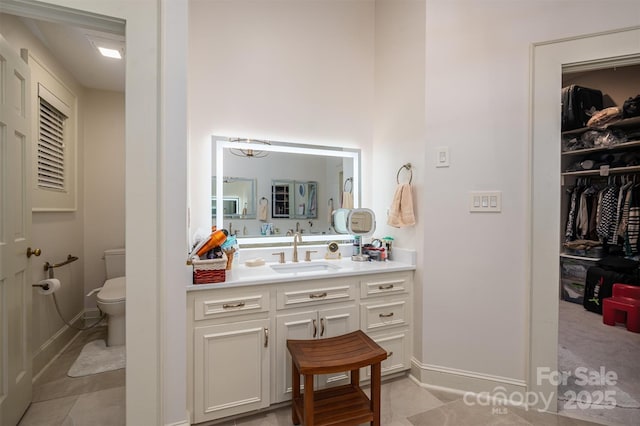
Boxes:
[196,229,228,257]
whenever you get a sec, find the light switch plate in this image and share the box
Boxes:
[436,146,449,168]
[469,191,501,212]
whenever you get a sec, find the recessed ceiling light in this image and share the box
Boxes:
[86,34,125,60]
[97,46,122,59]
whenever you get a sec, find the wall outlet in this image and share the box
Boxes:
[469,191,501,212]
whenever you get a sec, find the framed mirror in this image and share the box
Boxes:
[211,176,257,219]
[213,136,360,245]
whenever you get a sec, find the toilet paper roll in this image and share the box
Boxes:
[37,278,60,295]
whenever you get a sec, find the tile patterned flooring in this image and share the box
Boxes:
[18,326,125,426]
[205,377,604,426]
[19,325,611,426]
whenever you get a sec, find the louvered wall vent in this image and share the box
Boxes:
[37,97,66,191]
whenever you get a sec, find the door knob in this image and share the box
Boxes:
[27,247,42,258]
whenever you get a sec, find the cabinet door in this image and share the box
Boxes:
[274,306,358,402]
[316,305,359,389]
[363,329,410,380]
[193,319,270,423]
[274,311,316,403]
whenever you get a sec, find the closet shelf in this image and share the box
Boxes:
[561,116,640,137]
[561,139,640,156]
[562,165,640,177]
[559,253,602,261]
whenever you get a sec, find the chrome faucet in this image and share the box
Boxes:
[292,232,302,262]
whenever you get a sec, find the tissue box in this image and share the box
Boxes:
[192,253,227,284]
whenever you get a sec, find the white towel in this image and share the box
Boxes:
[387,184,415,228]
[342,192,353,209]
[258,203,268,221]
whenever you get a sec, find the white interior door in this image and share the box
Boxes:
[0,34,33,426]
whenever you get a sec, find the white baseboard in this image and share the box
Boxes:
[410,357,526,397]
[165,420,190,426]
[32,310,84,380]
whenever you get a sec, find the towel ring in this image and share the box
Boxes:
[343,177,353,193]
[397,163,412,184]
[259,197,268,206]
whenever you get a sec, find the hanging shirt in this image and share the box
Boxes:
[596,184,619,244]
[625,185,639,256]
[565,185,581,241]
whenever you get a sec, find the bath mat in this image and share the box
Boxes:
[67,339,125,377]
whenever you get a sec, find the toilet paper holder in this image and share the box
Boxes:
[32,281,52,291]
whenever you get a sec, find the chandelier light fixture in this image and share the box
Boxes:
[229,138,271,158]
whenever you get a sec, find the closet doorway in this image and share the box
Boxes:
[529,26,640,417]
[558,63,640,425]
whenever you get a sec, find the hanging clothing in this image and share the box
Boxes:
[625,185,639,256]
[596,184,619,244]
[576,185,598,239]
[610,181,633,245]
[565,185,581,241]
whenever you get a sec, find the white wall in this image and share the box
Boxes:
[188,0,375,238]
[372,0,426,360]
[415,0,640,391]
[34,0,169,424]
[0,13,87,375]
[83,89,125,307]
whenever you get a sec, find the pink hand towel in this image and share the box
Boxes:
[387,184,415,228]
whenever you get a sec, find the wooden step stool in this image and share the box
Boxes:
[286,330,387,426]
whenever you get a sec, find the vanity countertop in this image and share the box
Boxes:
[186,256,416,291]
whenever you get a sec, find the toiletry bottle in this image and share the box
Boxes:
[353,236,361,256]
[382,236,393,261]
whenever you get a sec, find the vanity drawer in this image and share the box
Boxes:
[194,289,270,321]
[277,281,355,309]
[360,274,410,298]
[360,299,407,332]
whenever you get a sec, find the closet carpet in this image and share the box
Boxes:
[559,300,640,426]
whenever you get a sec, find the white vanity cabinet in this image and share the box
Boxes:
[187,268,413,425]
[359,273,413,378]
[188,288,272,424]
[274,279,359,403]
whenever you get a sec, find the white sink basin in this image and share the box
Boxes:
[270,261,342,274]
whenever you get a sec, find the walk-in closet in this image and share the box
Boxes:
[558,63,640,425]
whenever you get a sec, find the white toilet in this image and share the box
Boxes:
[97,248,126,346]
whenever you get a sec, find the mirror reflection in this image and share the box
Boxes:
[211,177,256,219]
[213,137,360,243]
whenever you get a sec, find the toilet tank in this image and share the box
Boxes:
[104,248,126,279]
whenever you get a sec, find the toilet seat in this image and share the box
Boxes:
[97,276,126,303]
